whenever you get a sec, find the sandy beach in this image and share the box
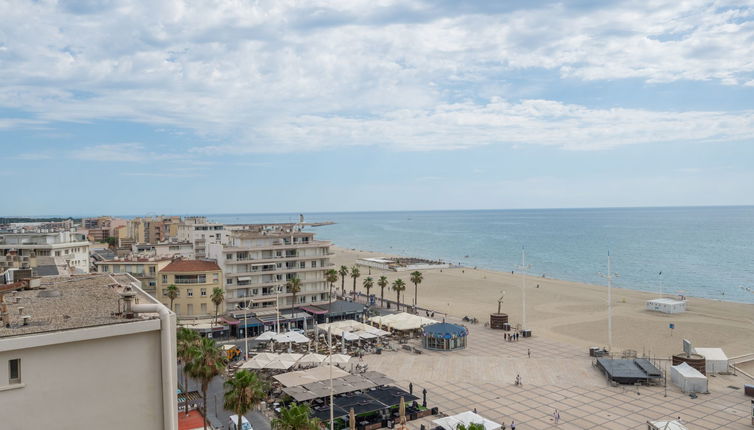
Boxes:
[331,246,754,358]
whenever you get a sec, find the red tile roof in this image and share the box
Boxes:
[160,260,221,273]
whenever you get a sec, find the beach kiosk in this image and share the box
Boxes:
[421,322,468,351]
[646,298,687,314]
[671,362,709,394]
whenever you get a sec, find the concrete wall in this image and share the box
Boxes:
[0,329,164,430]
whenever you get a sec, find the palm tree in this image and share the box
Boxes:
[177,327,200,416]
[350,266,361,300]
[338,265,349,296]
[272,403,321,430]
[224,370,268,430]
[410,271,423,311]
[325,269,339,315]
[211,287,224,325]
[392,279,406,311]
[378,276,388,308]
[362,277,374,301]
[166,284,178,311]
[187,337,227,430]
[286,277,302,310]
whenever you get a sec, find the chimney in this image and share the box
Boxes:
[120,286,137,318]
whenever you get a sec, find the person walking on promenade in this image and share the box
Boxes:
[527,348,531,358]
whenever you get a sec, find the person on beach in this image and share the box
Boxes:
[510,419,516,430]
[553,409,560,424]
[527,348,531,358]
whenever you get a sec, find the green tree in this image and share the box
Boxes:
[187,337,227,430]
[338,265,349,296]
[224,370,268,430]
[410,271,423,311]
[211,287,225,325]
[272,403,321,430]
[392,279,406,311]
[350,266,361,299]
[286,277,302,310]
[377,276,389,308]
[167,284,178,311]
[325,269,339,314]
[362,276,374,300]
[177,327,200,416]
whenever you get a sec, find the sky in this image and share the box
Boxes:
[2,0,754,216]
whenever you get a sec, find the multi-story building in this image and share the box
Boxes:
[177,217,229,259]
[156,260,223,319]
[0,231,89,273]
[95,257,172,295]
[81,216,128,242]
[133,241,196,259]
[127,216,181,244]
[208,224,333,314]
[0,273,177,430]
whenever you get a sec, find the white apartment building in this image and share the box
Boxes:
[0,231,90,273]
[0,273,177,430]
[177,217,229,259]
[208,224,333,313]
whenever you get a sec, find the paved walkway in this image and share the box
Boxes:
[364,315,754,429]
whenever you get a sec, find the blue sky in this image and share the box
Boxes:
[2,0,754,216]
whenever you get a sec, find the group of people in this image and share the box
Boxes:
[505,332,521,341]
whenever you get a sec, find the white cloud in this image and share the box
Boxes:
[1,0,753,152]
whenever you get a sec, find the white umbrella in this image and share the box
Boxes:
[299,353,327,364]
[328,354,352,364]
[264,359,297,370]
[285,331,310,343]
[278,352,304,363]
[273,332,293,343]
[355,331,377,339]
[240,359,266,369]
[341,331,360,341]
[256,331,276,341]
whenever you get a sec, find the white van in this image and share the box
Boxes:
[228,415,253,430]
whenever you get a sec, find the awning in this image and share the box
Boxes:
[301,305,328,315]
[221,316,240,326]
[238,276,251,281]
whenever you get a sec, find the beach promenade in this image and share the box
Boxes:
[365,316,754,429]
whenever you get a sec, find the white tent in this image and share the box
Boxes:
[671,362,708,393]
[432,411,501,430]
[693,347,729,374]
[369,312,436,331]
[255,331,276,341]
[647,420,688,430]
[325,354,352,364]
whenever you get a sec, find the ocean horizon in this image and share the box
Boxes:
[206,206,754,304]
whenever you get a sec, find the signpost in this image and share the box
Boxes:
[669,323,675,337]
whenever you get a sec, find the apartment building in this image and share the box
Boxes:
[0,273,177,430]
[156,260,223,319]
[81,216,127,242]
[133,241,196,259]
[0,231,90,274]
[177,217,229,259]
[208,224,333,314]
[95,257,172,295]
[127,216,181,244]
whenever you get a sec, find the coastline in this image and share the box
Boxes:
[331,245,754,358]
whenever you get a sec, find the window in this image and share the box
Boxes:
[187,289,193,297]
[300,261,306,268]
[162,289,168,296]
[201,303,207,314]
[149,281,156,287]
[187,304,193,315]
[213,273,219,282]
[201,288,207,297]
[311,260,317,268]
[55,251,61,256]
[226,253,233,260]
[162,275,168,283]
[227,278,233,285]
[9,359,21,384]
[174,304,180,314]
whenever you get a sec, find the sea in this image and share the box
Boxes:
[207,206,754,304]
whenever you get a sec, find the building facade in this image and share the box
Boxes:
[208,224,333,314]
[0,231,90,273]
[127,216,181,244]
[0,273,177,430]
[156,260,223,319]
[177,217,229,259]
[95,258,172,295]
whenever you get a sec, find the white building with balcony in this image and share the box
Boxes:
[0,231,90,274]
[207,224,333,315]
[177,217,229,259]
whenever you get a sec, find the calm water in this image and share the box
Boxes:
[208,207,754,304]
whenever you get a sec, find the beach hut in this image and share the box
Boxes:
[421,322,468,351]
[670,362,708,394]
[645,298,687,314]
[693,347,730,374]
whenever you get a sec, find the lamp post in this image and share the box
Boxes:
[517,247,532,331]
[599,251,619,355]
[236,304,249,359]
[275,284,282,333]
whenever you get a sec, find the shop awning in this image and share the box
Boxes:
[301,305,328,315]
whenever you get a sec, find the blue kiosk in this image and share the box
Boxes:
[421,322,468,351]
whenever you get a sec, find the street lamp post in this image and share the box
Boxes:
[237,304,249,359]
[517,247,532,331]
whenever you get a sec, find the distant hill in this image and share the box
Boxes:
[0,217,80,224]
